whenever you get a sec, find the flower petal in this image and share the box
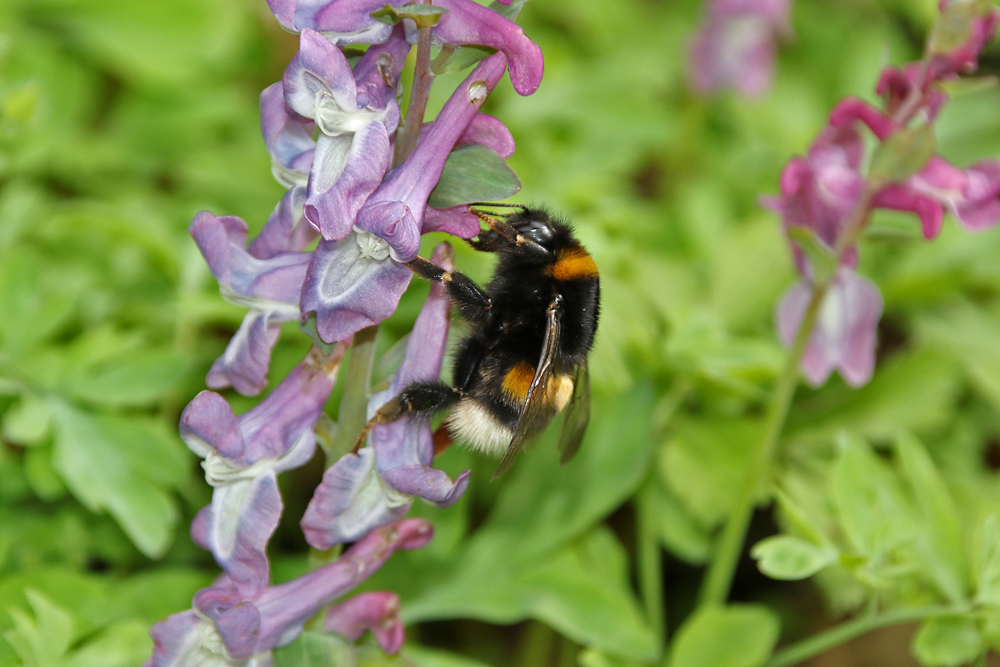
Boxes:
[459,113,516,159]
[206,310,281,396]
[422,206,483,238]
[381,465,471,507]
[324,592,404,654]
[300,233,414,343]
[193,587,262,661]
[301,448,412,548]
[249,186,316,259]
[283,29,359,121]
[261,83,315,188]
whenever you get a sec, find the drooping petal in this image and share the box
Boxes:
[193,587,263,661]
[299,232,413,343]
[432,0,545,96]
[301,447,412,548]
[260,83,315,188]
[324,592,404,654]
[145,610,218,667]
[458,113,516,159]
[206,310,282,396]
[777,269,883,387]
[828,98,897,141]
[283,29,360,121]
[355,53,508,261]
[422,206,483,238]
[249,186,316,259]
[872,183,945,239]
[297,0,397,45]
[180,390,245,463]
[903,156,1000,232]
[381,466,471,508]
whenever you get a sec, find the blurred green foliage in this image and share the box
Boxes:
[2,0,1000,665]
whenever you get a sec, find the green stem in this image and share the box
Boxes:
[637,478,665,642]
[335,325,379,465]
[697,188,876,609]
[766,606,959,667]
[394,10,434,165]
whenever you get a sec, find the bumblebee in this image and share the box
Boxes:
[367,205,600,479]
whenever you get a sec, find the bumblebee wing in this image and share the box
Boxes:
[558,360,590,465]
[492,296,563,480]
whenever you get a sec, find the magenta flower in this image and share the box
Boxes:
[689,0,792,97]
[777,268,883,387]
[302,243,469,547]
[145,519,432,667]
[181,346,344,596]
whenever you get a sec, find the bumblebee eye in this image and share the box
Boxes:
[518,221,554,244]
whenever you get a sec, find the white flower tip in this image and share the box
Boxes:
[468,81,489,105]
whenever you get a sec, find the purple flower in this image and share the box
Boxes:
[689,0,792,97]
[182,346,345,596]
[260,83,314,189]
[145,519,432,667]
[777,268,883,387]
[903,156,1000,231]
[302,243,470,548]
[191,210,312,395]
[282,28,406,241]
[265,0,544,96]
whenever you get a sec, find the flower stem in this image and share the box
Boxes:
[394,9,435,165]
[335,325,378,466]
[765,606,959,667]
[697,188,876,608]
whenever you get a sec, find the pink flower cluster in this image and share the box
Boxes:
[765,0,1000,387]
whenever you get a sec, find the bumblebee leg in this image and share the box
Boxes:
[353,381,461,452]
[406,257,492,325]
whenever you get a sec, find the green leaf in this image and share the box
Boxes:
[2,394,51,446]
[661,417,766,527]
[0,250,77,354]
[63,346,188,407]
[669,605,780,667]
[273,631,355,667]
[62,620,152,667]
[913,617,983,667]
[644,474,711,565]
[404,644,494,667]
[830,433,911,560]
[869,125,937,185]
[49,402,186,557]
[751,535,836,580]
[427,144,521,209]
[974,514,1000,607]
[3,589,74,667]
[24,445,67,501]
[894,433,967,602]
[929,0,994,56]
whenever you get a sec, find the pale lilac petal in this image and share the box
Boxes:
[305,122,393,240]
[146,610,207,667]
[196,473,283,597]
[433,0,545,96]
[260,84,315,188]
[776,271,883,387]
[194,587,262,660]
[190,211,310,308]
[301,448,412,549]
[179,390,245,462]
[690,13,775,97]
[249,186,316,259]
[324,592,404,654]
[906,157,1000,232]
[356,53,508,261]
[206,310,281,396]
[283,30,359,120]
[300,233,413,343]
[459,113,516,158]
[254,519,433,650]
[266,0,296,31]
[423,206,482,237]
[381,466,471,508]
[301,0,396,45]
[370,243,453,469]
[352,25,409,117]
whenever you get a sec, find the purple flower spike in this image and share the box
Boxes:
[302,244,470,547]
[299,232,414,344]
[191,210,311,395]
[146,519,432,667]
[182,346,346,595]
[284,29,398,240]
[777,268,883,387]
[325,592,404,654]
[356,52,508,261]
